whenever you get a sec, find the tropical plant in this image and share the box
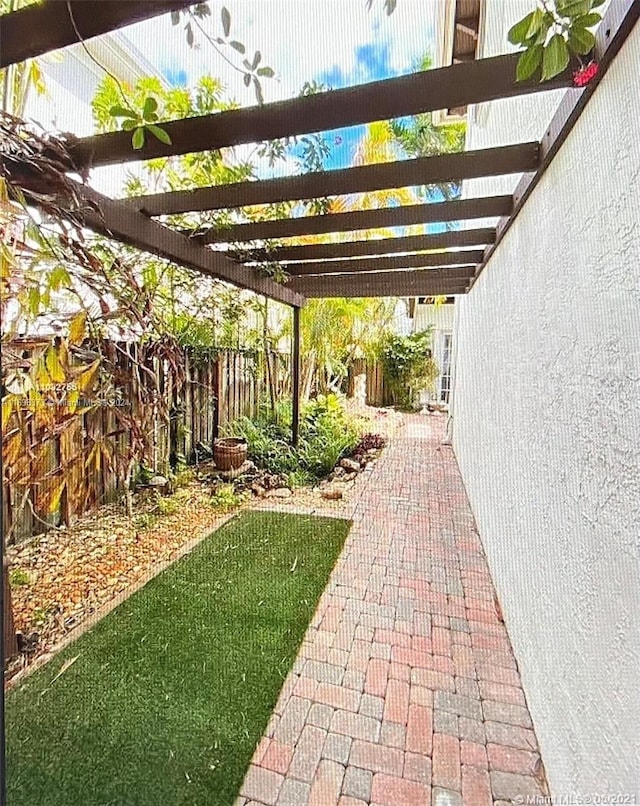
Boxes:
[298,296,397,402]
[508,0,604,83]
[389,54,466,201]
[227,394,363,482]
[379,329,439,410]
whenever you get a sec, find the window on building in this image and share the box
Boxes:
[440,333,453,404]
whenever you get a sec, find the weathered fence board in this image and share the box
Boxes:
[2,345,288,543]
[348,358,386,407]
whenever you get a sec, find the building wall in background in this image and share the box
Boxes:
[412,302,455,405]
[451,8,640,794]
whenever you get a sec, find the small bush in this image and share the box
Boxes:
[210,484,248,511]
[172,468,194,488]
[133,513,156,530]
[156,497,180,516]
[10,568,30,587]
[226,394,362,482]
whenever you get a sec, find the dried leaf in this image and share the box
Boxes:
[69,311,86,345]
[45,346,65,383]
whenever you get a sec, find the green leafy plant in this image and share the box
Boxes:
[109,95,172,150]
[380,330,439,410]
[508,0,604,82]
[210,483,248,511]
[226,394,363,482]
[133,513,156,530]
[9,568,30,587]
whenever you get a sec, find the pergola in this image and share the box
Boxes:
[1,0,638,444]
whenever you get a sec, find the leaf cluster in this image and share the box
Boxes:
[109,94,171,151]
[508,0,604,82]
[172,3,274,105]
[380,330,439,409]
[228,393,363,481]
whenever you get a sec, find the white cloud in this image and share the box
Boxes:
[124,0,437,104]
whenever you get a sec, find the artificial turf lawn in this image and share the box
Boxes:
[5,510,350,806]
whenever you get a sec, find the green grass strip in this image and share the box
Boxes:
[6,511,350,806]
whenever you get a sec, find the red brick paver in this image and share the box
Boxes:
[237,415,547,805]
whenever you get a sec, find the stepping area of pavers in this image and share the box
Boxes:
[236,415,547,806]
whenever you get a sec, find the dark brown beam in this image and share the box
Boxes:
[288,270,472,298]
[281,252,484,277]
[70,53,574,169]
[234,228,495,262]
[291,307,301,447]
[132,144,539,216]
[6,164,304,307]
[202,196,512,243]
[78,187,305,307]
[470,0,640,290]
[0,1,194,69]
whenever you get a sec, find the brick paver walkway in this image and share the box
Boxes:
[237,415,547,805]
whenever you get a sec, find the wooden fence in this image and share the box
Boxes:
[2,346,290,543]
[347,358,387,407]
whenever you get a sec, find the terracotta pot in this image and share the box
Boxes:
[213,437,248,471]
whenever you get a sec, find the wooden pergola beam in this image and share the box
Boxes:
[131,144,539,216]
[69,53,574,169]
[232,227,495,262]
[77,186,305,307]
[0,0,194,69]
[201,196,513,243]
[288,270,472,298]
[5,162,304,307]
[280,251,485,277]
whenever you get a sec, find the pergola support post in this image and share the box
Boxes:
[291,306,301,448]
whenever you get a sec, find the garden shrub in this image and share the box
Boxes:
[379,329,439,410]
[226,394,362,483]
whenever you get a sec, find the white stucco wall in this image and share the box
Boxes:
[451,12,640,797]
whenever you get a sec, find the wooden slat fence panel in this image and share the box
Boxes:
[2,344,290,542]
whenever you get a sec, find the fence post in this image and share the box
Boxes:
[291,306,301,447]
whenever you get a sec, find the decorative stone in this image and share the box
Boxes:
[267,487,293,499]
[321,488,343,500]
[147,475,169,487]
[341,472,358,482]
[339,458,360,473]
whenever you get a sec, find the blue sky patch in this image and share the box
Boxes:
[163,67,188,87]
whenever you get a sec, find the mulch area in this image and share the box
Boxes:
[5,483,233,683]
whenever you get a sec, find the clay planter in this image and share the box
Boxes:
[213,437,248,471]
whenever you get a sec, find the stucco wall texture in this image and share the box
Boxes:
[451,16,640,798]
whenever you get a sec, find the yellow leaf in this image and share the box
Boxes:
[45,345,65,383]
[57,338,69,369]
[75,359,99,394]
[69,311,86,345]
[86,444,101,473]
[2,434,22,467]
[1,395,14,431]
[66,389,79,414]
[47,481,66,513]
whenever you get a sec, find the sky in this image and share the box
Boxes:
[79,1,471,240]
[110,0,440,176]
